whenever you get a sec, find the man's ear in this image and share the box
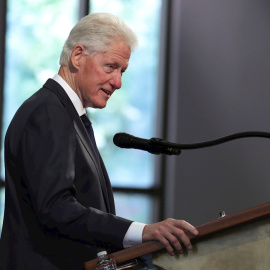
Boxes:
[70,45,86,70]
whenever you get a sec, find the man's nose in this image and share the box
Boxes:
[109,70,122,89]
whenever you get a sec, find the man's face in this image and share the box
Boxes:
[75,41,131,108]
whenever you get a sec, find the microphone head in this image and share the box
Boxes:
[113,132,181,155]
[113,132,133,148]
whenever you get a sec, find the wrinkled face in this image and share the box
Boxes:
[73,41,131,108]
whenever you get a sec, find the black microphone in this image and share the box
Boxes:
[114,131,270,155]
[113,133,181,155]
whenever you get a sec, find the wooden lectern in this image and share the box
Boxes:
[84,201,270,270]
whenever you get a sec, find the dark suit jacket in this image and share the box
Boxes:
[0,79,132,270]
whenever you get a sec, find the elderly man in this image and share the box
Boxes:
[0,13,198,270]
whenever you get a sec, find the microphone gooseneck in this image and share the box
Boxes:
[113,131,270,155]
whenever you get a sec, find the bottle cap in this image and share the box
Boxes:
[97,251,107,257]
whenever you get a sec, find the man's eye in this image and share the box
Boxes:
[104,65,115,73]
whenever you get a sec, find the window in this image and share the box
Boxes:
[89,0,162,223]
[0,0,79,233]
[0,0,163,232]
[1,0,78,178]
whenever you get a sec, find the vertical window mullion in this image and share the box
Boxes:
[0,0,7,180]
[79,0,90,20]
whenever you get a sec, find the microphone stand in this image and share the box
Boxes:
[149,131,270,155]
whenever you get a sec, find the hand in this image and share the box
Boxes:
[142,218,199,256]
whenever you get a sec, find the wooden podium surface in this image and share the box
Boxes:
[84,201,270,270]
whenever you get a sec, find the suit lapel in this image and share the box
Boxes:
[73,120,113,213]
[43,79,113,213]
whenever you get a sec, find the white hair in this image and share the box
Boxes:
[59,13,138,66]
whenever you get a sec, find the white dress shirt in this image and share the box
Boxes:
[52,74,145,248]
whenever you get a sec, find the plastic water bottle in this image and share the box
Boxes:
[95,251,117,270]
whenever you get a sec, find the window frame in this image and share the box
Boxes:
[0,0,6,187]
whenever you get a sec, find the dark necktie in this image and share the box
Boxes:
[80,114,99,155]
[80,114,114,213]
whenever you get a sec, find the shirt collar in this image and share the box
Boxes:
[52,74,86,116]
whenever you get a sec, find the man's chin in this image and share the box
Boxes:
[91,102,108,109]
[84,100,108,109]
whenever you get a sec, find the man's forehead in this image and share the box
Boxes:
[101,49,130,65]
[104,41,130,55]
